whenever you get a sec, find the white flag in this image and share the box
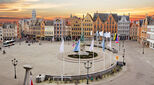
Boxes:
[90,31,93,35]
[52,37,54,42]
[89,39,94,51]
[60,39,64,53]
[99,31,103,36]
[104,32,111,38]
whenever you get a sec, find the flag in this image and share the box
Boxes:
[113,33,117,41]
[60,38,64,53]
[72,40,75,48]
[101,39,105,52]
[96,31,99,37]
[52,37,54,42]
[89,39,94,51]
[72,43,75,48]
[104,32,111,38]
[30,72,33,85]
[115,35,119,43]
[74,40,80,51]
[90,31,93,35]
[99,31,103,36]
[80,33,84,42]
[30,78,33,85]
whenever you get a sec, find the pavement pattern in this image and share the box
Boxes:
[0,41,118,85]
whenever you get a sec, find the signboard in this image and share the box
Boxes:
[116,56,119,61]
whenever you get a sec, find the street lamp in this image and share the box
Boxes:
[142,40,145,54]
[123,48,125,65]
[122,39,125,48]
[84,61,92,85]
[11,58,18,79]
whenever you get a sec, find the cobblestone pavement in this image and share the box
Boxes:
[91,40,154,85]
[0,41,120,85]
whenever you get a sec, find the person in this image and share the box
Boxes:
[3,50,6,54]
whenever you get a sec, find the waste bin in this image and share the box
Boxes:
[36,76,41,83]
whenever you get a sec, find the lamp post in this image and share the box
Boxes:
[142,40,145,54]
[84,61,92,85]
[11,58,18,79]
[123,48,125,65]
[122,39,124,48]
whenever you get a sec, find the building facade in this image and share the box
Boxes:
[71,16,82,40]
[2,23,17,40]
[0,24,3,47]
[44,20,54,40]
[137,20,143,44]
[54,18,65,41]
[147,16,154,49]
[147,25,154,49]
[30,19,45,40]
[118,15,130,40]
[93,13,118,40]
[130,22,138,41]
[81,13,93,40]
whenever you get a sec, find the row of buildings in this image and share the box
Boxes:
[0,9,154,49]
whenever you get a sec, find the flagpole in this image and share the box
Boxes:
[79,49,80,75]
[62,52,64,81]
[104,51,105,70]
[79,40,81,75]
[110,37,111,66]
[92,38,95,72]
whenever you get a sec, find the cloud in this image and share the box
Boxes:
[0,9,20,12]
[0,0,73,12]
[23,3,73,9]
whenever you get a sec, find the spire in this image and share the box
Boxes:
[70,14,72,18]
[32,9,36,20]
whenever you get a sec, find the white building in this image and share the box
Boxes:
[0,24,3,47]
[53,18,65,41]
[118,15,130,40]
[44,20,54,40]
[2,23,17,41]
[146,16,154,49]
[147,25,154,49]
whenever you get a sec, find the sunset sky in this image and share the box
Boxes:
[0,0,154,19]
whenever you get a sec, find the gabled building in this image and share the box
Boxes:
[81,13,94,40]
[44,20,54,41]
[53,18,65,41]
[118,15,130,40]
[2,23,17,40]
[130,21,138,41]
[93,13,118,39]
[30,19,45,40]
[137,20,143,43]
[71,16,82,40]
[147,16,154,49]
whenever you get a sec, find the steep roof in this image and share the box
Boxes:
[118,15,130,21]
[45,20,53,26]
[147,16,154,25]
[2,23,15,29]
[93,13,118,22]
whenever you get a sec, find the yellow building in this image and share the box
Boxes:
[31,19,45,40]
[81,13,94,40]
[71,16,82,40]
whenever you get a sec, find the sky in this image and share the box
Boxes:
[0,0,154,19]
